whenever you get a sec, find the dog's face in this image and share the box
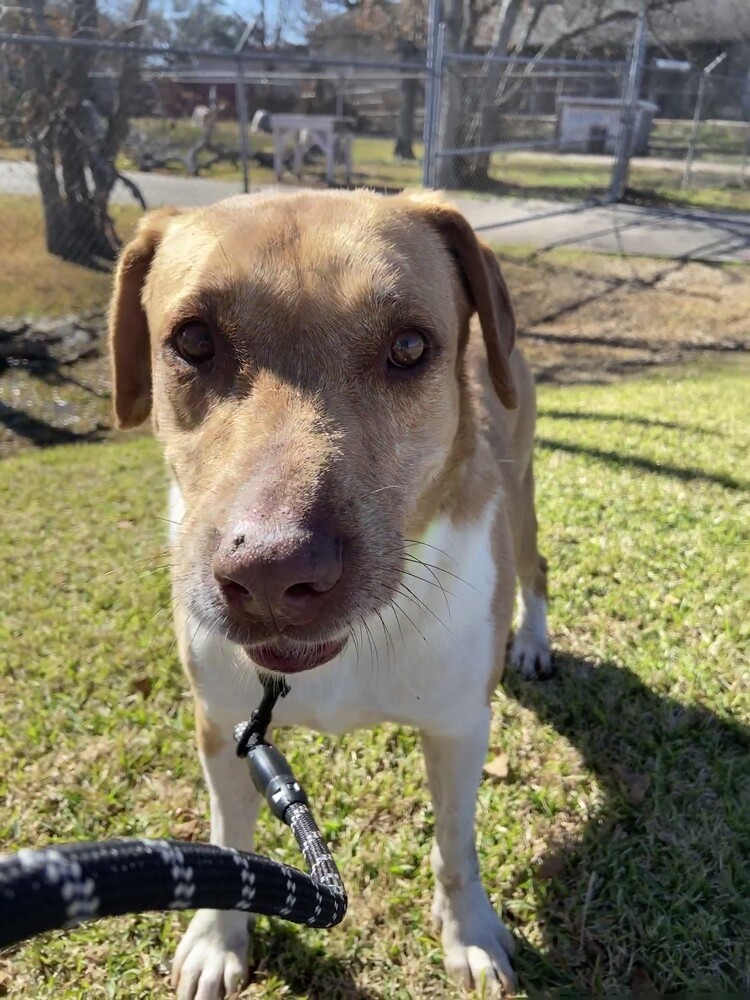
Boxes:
[109,191,516,674]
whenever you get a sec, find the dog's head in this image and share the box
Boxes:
[109,191,516,674]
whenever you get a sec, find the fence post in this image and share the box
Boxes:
[609,6,647,202]
[235,57,251,194]
[681,53,726,191]
[422,0,442,188]
[428,24,446,188]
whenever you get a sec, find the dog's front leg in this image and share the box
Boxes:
[422,711,517,996]
[171,705,261,1000]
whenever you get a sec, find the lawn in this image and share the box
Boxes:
[4,112,749,212]
[2,195,748,461]
[485,154,750,213]
[0,359,747,998]
[0,195,141,319]
[114,119,750,211]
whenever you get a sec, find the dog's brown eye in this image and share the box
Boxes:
[174,322,214,364]
[388,330,426,369]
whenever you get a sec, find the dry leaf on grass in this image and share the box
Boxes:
[613,764,651,804]
[630,963,661,998]
[130,675,153,698]
[537,850,566,879]
[172,807,206,841]
[484,753,509,780]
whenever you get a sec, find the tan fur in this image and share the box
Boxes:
[174,603,226,756]
[194,700,227,758]
[109,188,550,998]
[109,186,546,725]
[109,207,183,428]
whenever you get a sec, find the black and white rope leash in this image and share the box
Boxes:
[0,677,347,949]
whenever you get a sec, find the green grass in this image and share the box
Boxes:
[0,195,140,319]
[114,119,750,211]
[650,118,750,161]
[0,360,748,997]
[119,120,424,190]
[486,154,750,212]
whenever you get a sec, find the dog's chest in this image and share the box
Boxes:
[182,502,501,736]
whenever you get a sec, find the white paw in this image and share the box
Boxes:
[509,628,552,680]
[172,909,251,1000]
[433,881,516,996]
[509,591,552,680]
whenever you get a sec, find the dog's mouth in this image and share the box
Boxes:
[244,636,347,674]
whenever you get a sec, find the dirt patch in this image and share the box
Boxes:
[504,250,749,384]
[1,251,747,458]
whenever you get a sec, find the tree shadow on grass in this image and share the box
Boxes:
[536,408,719,436]
[534,436,746,493]
[248,921,381,1000]
[502,654,750,996]
[0,400,106,449]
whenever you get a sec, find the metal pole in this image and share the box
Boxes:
[609,6,647,202]
[236,59,251,194]
[681,74,706,191]
[422,0,441,187]
[0,30,425,73]
[427,23,445,188]
[741,123,749,187]
[681,53,726,191]
[336,75,344,118]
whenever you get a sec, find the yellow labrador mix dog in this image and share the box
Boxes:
[109,189,551,999]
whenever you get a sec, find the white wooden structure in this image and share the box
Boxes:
[270,114,354,185]
[557,97,658,156]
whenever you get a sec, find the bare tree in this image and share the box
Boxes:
[18,0,148,266]
[436,0,682,190]
[304,0,427,160]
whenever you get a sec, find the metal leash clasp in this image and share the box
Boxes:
[234,676,290,758]
[233,678,305,823]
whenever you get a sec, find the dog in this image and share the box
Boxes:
[108,189,552,999]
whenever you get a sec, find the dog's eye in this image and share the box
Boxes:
[174,322,215,364]
[388,330,426,369]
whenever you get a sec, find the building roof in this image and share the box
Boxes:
[506,0,750,54]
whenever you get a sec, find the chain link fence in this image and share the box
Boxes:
[0,28,748,288]
[0,24,749,458]
[431,54,626,198]
[428,45,750,206]
[0,33,427,269]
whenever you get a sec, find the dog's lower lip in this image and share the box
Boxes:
[245,637,347,673]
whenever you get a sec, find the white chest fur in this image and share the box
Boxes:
[170,482,501,738]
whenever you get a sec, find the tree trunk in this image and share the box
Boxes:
[435,0,472,189]
[33,133,68,258]
[394,39,419,160]
[22,0,148,266]
[93,0,149,231]
[46,0,117,263]
[435,0,535,190]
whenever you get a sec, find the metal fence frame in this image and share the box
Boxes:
[422,16,647,202]
[0,29,426,195]
[2,24,748,212]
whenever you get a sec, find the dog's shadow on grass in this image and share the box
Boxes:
[501,653,750,994]
[247,921,381,1000]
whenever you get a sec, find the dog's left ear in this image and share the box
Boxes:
[405,195,518,410]
[109,207,183,428]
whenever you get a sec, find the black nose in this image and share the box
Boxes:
[213,526,343,628]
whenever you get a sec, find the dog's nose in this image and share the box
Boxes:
[213,527,343,628]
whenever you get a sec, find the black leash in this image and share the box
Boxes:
[0,678,347,949]
[234,675,290,756]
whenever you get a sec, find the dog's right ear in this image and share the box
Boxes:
[109,207,182,429]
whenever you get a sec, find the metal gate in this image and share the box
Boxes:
[422,11,649,205]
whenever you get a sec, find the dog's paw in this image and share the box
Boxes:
[172,909,250,1000]
[508,629,552,680]
[433,882,516,996]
